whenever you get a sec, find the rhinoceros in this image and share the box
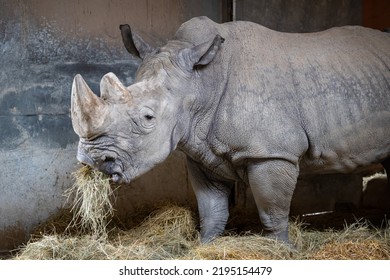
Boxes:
[71,16,390,244]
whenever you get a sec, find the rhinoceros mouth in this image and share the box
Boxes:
[77,151,95,167]
[111,173,121,183]
[76,151,130,184]
[97,164,129,184]
[110,172,129,184]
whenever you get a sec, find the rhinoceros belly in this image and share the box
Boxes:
[300,111,390,174]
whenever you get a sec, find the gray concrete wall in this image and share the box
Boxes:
[234,0,362,32]
[0,0,224,251]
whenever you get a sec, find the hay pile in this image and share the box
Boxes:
[15,207,390,260]
[15,205,196,260]
[309,222,390,260]
[13,166,390,260]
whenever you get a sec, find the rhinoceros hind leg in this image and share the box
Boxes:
[247,159,299,244]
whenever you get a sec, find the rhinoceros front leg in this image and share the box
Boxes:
[247,159,299,243]
[187,157,232,243]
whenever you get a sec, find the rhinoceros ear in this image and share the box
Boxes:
[100,72,132,103]
[71,74,109,139]
[181,34,225,68]
[119,24,154,59]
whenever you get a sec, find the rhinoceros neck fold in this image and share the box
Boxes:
[177,55,231,162]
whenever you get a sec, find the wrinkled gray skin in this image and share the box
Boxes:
[71,17,390,244]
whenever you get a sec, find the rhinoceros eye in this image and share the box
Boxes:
[139,107,156,130]
[144,114,154,121]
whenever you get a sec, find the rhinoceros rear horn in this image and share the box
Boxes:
[100,72,132,103]
[71,74,109,139]
[119,24,154,59]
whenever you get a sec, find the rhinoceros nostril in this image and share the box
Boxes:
[103,156,115,163]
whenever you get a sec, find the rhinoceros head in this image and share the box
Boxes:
[71,24,224,183]
[71,70,177,184]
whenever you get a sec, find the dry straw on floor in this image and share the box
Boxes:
[15,204,197,260]
[309,222,390,260]
[13,166,390,260]
[15,206,390,260]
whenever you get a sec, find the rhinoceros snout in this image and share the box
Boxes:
[96,157,127,184]
[77,151,96,167]
[77,152,126,183]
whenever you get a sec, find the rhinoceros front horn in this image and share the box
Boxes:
[71,74,109,139]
